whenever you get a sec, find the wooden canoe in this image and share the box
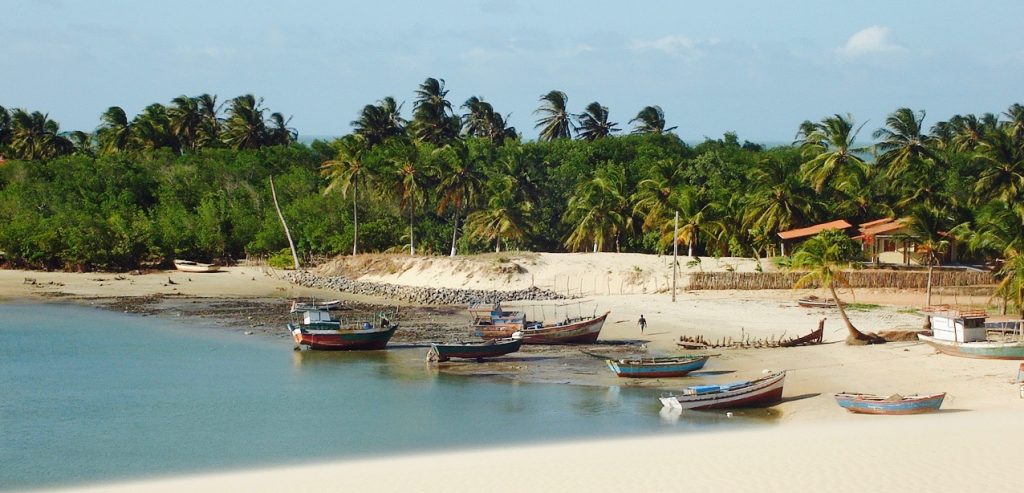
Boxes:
[428,336,523,362]
[918,334,1024,360]
[517,311,609,344]
[606,355,711,378]
[834,392,945,415]
[797,296,841,308]
[659,371,786,410]
[173,259,220,273]
[778,326,825,347]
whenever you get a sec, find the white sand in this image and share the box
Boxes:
[4,253,1022,492]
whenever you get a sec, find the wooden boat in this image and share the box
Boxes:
[427,334,523,362]
[797,295,840,308]
[173,259,220,273]
[659,371,786,410]
[778,326,825,347]
[834,392,945,415]
[470,302,609,344]
[289,309,397,350]
[917,334,1024,360]
[290,299,343,312]
[606,355,711,378]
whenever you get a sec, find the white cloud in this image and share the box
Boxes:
[630,35,715,61]
[838,26,904,57]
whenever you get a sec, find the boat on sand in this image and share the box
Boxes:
[917,306,1024,360]
[428,334,523,362]
[606,355,711,378]
[833,392,945,415]
[173,259,220,273]
[659,371,786,410]
[470,302,608,344]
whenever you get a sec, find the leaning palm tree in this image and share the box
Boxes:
[96,106,135,154]
[790,229,883,345]
[629,105,676,135]
[8,109,73,160]
[352,96,406,146]
[435,141,485,256]
[534,90,574,141]
[321,135,371,255]
[576,102,619,141]
[465,175,532,252]
[799,113,869,194]
[563,165,627,252]
[222,94,268,149]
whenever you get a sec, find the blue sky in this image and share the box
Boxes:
[3,0,1023,141]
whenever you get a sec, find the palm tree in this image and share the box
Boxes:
[266,112,296,146]
[798,113,869,194]
[629,105,676,135]
[905,205,952,306]
[435,141,485,256]
[67,131,95,157]
[8,109,73,160]
[790,229,883,345]
[674,187,721,258]
[576,102,619,141]
[1002,103,1024,140]
[964,201,1024,318]
[534,90,574,141]
[222,94,267,149]
[352,97,406,146]
[168,95,203,152]
[411,77,460,145]
[974,127,1024,203]
[195,93,222,148]
[461,96,516,144]
[872,108,936,180]
[632,160,684,241]
[465,175,532,252]
[321,135,371,255]
[132,103,178,153]
[96,106,135,154]
[742,156,814,252]
[0,105,12,149]
[384,140,433,255]
[563,165,627,252]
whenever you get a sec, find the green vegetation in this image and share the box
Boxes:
[0,83,1023,319]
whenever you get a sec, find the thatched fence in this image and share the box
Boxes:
[687,270,995,290]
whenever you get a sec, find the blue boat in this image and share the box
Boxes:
[606,355,711,378]
[834,392,945,415]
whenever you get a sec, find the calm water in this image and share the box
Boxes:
[0,304,763,490]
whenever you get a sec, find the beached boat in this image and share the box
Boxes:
[779,326,825,347]
[470,302,609,344]
[918,306,1024,359]
[290,299,344,312]
[289,309,397,350]
[797,295,840,308]
[427,334,523,362]
[833,392,945,415]
[606,355,711,378]
[173,259,220,273]
[659,371,786,410]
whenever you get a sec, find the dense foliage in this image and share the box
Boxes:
[2,85,1023,315]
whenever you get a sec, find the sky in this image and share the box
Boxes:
[3,0,1024,142]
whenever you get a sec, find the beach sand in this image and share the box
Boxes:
[3,253,1021,492]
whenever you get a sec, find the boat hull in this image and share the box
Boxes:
[173,261,220,273]
[660,372,786,410]
[607,356,710,378]
[918,334,1024,360]
[834,393,945,415]
[290,324,398,350]
[429,338,523,362]
[503,312,609,345]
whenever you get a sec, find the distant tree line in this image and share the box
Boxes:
[1,79,1023,312]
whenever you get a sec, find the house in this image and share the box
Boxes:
[777,220,853,256]
[853,218,955,266]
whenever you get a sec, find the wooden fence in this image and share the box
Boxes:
[687,270,995,290]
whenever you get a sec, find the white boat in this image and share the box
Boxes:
[659,371,786,410]
[173,259,221,273]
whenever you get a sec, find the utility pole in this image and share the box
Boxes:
[672,211,679,302]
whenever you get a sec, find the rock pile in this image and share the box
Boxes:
[285,271,568,305]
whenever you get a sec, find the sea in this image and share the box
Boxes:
[0,303,767,491]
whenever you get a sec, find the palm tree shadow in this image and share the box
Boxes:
[779,392,820,404]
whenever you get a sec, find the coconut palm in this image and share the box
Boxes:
[790,229,883,344]
[0,105,12,148]
[435,141,485,256]
[629,105,676,135]
[576,102,619,141]
[96,106,135,154]
[632,160,684,249]
[321,135,371,255]
[1002,103,1024,140]
[195,93,222,147]
[266,112,296,146]
[964,201,1024,317]
[384,140,433,255]
[974,127,1024,203]
[222,94,267,150]
[465,175,531,252]
[798,113,869,194]
[461,96,516,144]
[132,104,178,153]
[534,90,574,141]
[872,108,937,180]
[673,187,722,257]
[563,165,628,252]
[352,97,406,146]
[8,109,73,160]
[411,77,460,145]
[905,205,952,306]
[742,156,814,249]
[67,131,95,157]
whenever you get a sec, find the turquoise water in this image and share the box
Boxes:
[0,304,758,491]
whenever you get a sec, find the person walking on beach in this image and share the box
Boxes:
[638,314,647,334]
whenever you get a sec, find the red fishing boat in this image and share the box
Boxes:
[659,371,786,410]
[470,302,608,344]
[289,309,397,351]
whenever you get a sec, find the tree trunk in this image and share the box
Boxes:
[409,206,415,256]
[593,240,597,253]
[495,235,500,253]
[351,182,358,256]
[925,262,933,306]
[449,210,460,257]
[688,243,693,258]
[830,282,883,345]
[269,177,300,270]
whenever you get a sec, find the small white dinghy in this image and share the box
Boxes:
[173,259,221,273]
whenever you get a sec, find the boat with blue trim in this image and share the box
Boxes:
[606,355,711,378]
[834,392,945,415]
